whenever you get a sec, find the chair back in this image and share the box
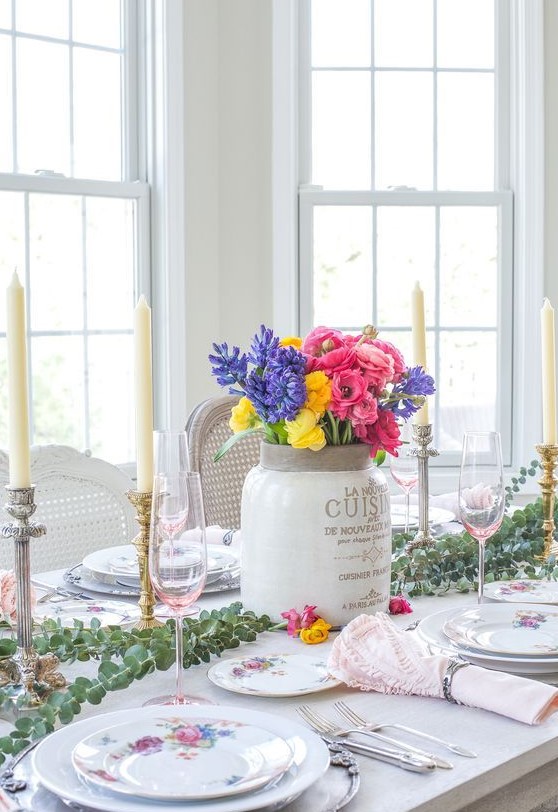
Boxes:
[186,395,261,529]
[0,445,136,574]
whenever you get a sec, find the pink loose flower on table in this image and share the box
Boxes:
[0,569,36,622]
[279,604,331,644]
[389,594,413,615]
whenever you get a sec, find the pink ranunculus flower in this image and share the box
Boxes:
[280,608,302,636]
[299,604,319,629]
[373,339,407,383]
[302,326,345,357]
[305,345,356,375]
[349,391,379,430]
[355,409,402,457]
[389,595,413,615]
[355,342,395,390]
[175,725,203,745]
[329,369,368,420]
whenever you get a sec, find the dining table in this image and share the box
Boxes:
[4,558,558,812]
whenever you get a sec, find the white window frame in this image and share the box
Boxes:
[271,0,544,494]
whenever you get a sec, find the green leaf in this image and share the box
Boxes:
[213,428,263,462]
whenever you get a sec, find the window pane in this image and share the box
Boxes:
[15,0,68,39]
[312,71,371,188]
[311,0,370,67]
[31,335,85,449]
[313,206,372,328]
[437,331,497,449]
[89,335,133,462]
[375,72,433,189]
[0,194,25,331]
[438,73,494,190]
[72,0,121,48]
[16,38,70,174]
[376,206,435,326]
[73,46,122,180]
[86,198,134,330]
[0,35,13,170]
[437,0,494,69]
[0,0,11,27]
[374,0,433,68]
[439,207,498,327]
[28,195,83,331]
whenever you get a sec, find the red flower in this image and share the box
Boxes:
[389,595,413,615]
[354,409,402,457]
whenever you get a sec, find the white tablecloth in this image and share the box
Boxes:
[5,573,558,812]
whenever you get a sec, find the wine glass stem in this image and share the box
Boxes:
[404,491,410,536]
[175,612,184,702]
[477,541,485,604]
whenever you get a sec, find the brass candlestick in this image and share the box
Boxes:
[126,490,164,630]
[0,486,65,704]
[405,424,439,553]
[535,443,558,560]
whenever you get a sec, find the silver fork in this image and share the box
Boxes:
[334,700,477,758]
[296,705,437,772]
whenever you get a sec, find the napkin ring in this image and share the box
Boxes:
[443,658,470,704]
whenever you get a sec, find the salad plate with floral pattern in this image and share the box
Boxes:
[207,653,341,697]
[483,579,558,605]
[72,715,295,800]
[442,603,558,656]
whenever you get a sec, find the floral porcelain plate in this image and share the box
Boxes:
[72,715,295,800]
[442,603,558,656]
[483,580,558,605]
[207,653,341,697]
[33,599,141,628]
[32,704,329,812]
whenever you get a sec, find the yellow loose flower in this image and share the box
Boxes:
[285,408,326,451]
[304,370,331,417]
[279,336,303,349]
[229,396,262,433]
[300,618,332,644]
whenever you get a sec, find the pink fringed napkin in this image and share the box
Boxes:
[327,613,558,725]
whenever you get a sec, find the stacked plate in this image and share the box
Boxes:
[63,543,240,599]
[417,601,558,679]
[31,705,330,812]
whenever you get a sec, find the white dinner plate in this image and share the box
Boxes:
[32,704,330,812]
[72,715,295,800]
[33,599,141,628]
[442,603,558,656]
[390,506,455,530]
[207,653,341,697]
[484,579,558,605]
[83,544,239,586]
[416,605,558,675]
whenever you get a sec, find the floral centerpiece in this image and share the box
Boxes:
[209,324,435,459]
[209,323,435,625]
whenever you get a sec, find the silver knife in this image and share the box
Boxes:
[321,736,436,773]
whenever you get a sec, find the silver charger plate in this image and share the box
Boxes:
[63,563,240,598]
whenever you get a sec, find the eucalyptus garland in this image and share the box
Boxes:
[0,603,274,764]
[391,461,558,597]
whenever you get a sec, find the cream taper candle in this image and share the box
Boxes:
[134,295,154,492]
[541,297,557,444]
[6,271,31,487]
[411,281,429,425]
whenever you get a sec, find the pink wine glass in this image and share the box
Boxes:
[146,471,210,705]
[390,423,418,535]
[458,431,505,604]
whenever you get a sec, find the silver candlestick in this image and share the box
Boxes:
[0,486,65,704]
[405,424,439,553]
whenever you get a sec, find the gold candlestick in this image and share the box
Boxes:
[0,486,65,704]
[127,490,164,629]
[535,443,558,560]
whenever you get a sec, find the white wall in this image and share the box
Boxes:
[183,1,558,419]
[183,0,273,416]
